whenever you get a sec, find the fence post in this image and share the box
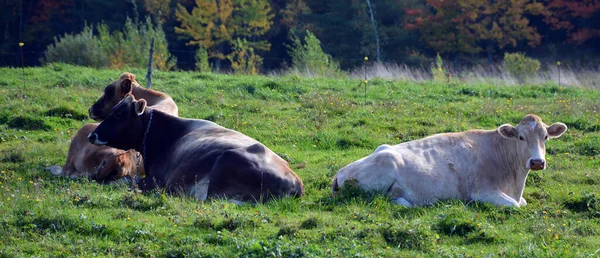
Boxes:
[557,61,561,87]
[364,56,368,105]
[19,42,25,88]
[146,37,155,89]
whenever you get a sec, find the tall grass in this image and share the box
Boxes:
[346,62,600,88]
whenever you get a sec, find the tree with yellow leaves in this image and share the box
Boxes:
[175,0,273,73]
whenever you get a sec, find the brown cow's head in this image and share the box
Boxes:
[88,94,147,151]
[89,72,138,121]
[498,114,567,171]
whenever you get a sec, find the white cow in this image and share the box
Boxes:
[332,114,567,207]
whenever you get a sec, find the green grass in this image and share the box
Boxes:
[1,63,599,257]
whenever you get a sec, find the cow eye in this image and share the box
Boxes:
[518,136,525,141]
[544,135,548,140]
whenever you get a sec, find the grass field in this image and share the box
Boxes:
[1,64,599,257]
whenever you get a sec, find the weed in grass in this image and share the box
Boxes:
[44,107,87,120]
[245,84,257,94]
[572,139,600,156]
[276,225,297,237]
[299,217,319,229]
[7,116,51,131]
[194,216,215,230]
[379,223,434,251]
[219,217,244,231]
[528,171,545,185]
[563,192,598,213]
[1,149,25,163]
[434,213,478,237]
[119,193,169,212]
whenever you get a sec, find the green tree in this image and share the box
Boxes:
[98,17,176,70]
[195,46,211,72]
[287,30,340,77]
[41,24,108,68]
[175,0,273,71]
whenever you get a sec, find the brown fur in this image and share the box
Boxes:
[50,123,144,181]
[89,72,178,120]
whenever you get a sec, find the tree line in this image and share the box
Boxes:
[1,0,599,72]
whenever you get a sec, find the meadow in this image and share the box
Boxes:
[0,64,599,257]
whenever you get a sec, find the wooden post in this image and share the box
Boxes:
[145,37,155,89]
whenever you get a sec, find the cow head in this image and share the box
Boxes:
[498,114,567,171]
[88,94,148,151]
[89,72,139,121]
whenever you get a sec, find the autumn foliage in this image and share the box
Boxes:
[405,0,546,55]
[544,0,600,44]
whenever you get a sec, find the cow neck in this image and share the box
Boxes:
[141,109,154,163]
[132,86,167,106]
[492,132,528,198]
[138,109,189,177]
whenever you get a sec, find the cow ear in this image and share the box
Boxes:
[120,78,133,94]
[547,122,567,138]
[124,93,134,102]
[498,124,517,139]
[135,99,147,116]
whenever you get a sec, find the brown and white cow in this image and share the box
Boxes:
[87,95,304,202]
[47,72,178,181]
[47,123,144,182]
[332,115,567,207]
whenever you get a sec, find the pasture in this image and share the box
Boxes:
[0,64,599,257]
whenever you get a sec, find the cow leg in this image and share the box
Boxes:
[471,191,520,207]
[189,176,210,201]
[229,199,247,205]
[391,197,414,207]
[519,197,527,206]
[46,165,64,176]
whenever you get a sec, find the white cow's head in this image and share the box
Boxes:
[498,114,567,170]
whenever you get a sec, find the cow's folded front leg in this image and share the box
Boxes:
[391,197,414,207]
[519,197,527,206]
[471,190,520,207]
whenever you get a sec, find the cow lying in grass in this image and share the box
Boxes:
[88,95,304,202]
[89,72,178,120]
[47,73,178,181]
[48,123,143,181]
[332,114,567,207]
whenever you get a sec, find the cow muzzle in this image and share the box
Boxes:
[88,133,107,145]
[528,159,546,171]
[89,108,99,120]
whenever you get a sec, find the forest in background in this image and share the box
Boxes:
[1,0,599,72]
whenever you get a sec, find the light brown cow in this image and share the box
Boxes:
[332,114,567,207]
[47,72,178,181]
[47,123,144,181]
[89,72,178,120]
[88,95,304,202]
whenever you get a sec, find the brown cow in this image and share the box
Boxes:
[47,73,178,181]
[88,95,304,202]
[47,123,144,182]
[89,72,178,120]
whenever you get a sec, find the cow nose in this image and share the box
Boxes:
[88,133,98,144]
[529,159,545,170]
